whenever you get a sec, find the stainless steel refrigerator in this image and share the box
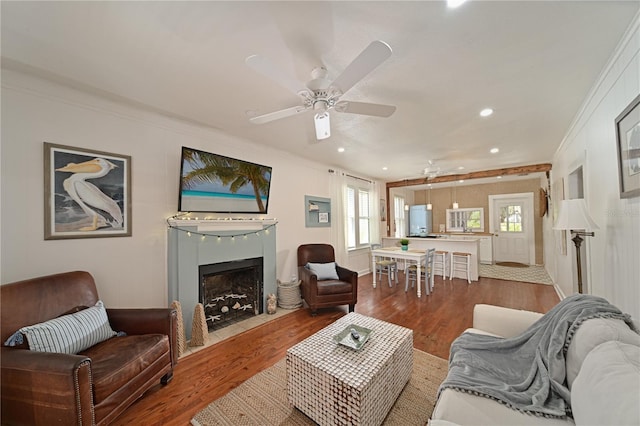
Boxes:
[408,205,433,236]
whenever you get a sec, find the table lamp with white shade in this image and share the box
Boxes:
[553,198,599,294]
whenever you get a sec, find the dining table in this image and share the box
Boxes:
[382,237,480,282]
[371,247,429,297]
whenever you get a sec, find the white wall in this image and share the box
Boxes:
[0,69,380,308]
[544,15,640,321]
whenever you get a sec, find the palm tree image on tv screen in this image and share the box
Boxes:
[179,147,272,214]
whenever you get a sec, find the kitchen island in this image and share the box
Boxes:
[382,236,480,281]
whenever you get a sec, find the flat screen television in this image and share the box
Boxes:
[178,147,272,213]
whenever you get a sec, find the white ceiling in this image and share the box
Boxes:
[2,1,638,183]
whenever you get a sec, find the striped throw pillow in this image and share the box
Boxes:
[18,300,117,354]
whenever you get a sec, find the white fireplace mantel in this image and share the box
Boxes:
[168,218,277,232]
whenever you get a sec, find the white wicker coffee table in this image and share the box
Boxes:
[286,313,413,426]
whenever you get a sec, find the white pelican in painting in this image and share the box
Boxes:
[56,158,123,231]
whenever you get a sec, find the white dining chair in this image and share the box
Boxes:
[404,248,436,295]
[371,244,398,287]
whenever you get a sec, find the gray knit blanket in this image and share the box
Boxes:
[438,294,636,418]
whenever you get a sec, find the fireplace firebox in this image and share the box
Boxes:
[198,257,264,331]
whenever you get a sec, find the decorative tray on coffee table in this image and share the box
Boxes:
[333,324,373,351]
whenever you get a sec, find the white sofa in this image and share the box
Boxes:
[430,304,640,426]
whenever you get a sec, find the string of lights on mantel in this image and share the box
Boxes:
[166,213,278,241]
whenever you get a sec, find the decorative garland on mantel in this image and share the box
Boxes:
[166,213,278,240]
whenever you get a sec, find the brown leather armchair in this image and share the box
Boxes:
[297,244,358,316]
[1,271,177,425]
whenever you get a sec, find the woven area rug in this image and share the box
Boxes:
[191,348,448,426]
[480,263,553,285]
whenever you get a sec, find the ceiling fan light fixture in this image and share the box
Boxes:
[447,0,468,8]
[314,112,331,140]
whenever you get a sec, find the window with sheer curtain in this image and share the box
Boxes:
[346,185,371,249]
[394,195,406,237]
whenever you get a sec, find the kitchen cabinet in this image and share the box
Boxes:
[479,235,493,264]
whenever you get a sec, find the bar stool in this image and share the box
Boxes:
[433,250,450,279]
[450,252,471,284]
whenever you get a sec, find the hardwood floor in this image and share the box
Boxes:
[113,273,559,426]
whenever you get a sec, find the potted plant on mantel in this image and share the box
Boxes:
[400,239,409,251]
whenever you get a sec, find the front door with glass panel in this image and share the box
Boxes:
[489,194,533,265]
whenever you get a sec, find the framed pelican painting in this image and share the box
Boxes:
[44,142,132,239]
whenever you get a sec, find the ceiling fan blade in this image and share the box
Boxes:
[335,101,396,117]
[246,55,310,96]
[249,105,309,124]
[330,40,392,95]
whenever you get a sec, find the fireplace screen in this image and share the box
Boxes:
[199,257,263,331]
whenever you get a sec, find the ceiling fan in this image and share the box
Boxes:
[245,40,396,140]
[422,160,459,179]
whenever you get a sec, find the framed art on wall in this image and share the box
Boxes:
[44,142,132,239]
[304,195,331,227]
[615,94,640,198]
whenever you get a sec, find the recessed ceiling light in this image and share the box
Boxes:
[457,166,465,170]
[447,0,467,8]
[459,180,464,183]
[497,176,502,179]
[480,108,494,117]
[382,166,388,170]
[490,147,499,154]
[337,147,345,153]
